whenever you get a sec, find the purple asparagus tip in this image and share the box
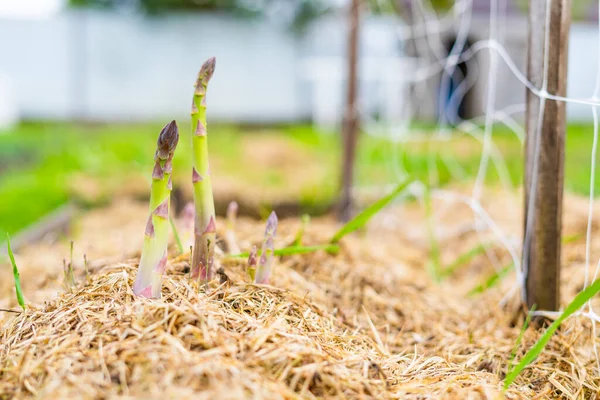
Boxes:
[197,57,216,88]
[265,211,278,236]
[248,245,258,267]
[227,201,238,219]
[156,120,179,160]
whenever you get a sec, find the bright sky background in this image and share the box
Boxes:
[0,0,63,18]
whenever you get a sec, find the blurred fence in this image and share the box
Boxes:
[0,10,597,125]
[0,11,403,124]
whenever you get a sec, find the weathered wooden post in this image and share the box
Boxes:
[338,0,361,222]
[523,0,571,312]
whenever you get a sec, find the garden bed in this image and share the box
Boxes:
[2,189,600,399]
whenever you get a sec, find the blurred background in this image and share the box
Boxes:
[1,0,600,243]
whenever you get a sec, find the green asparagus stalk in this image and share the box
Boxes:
[191,57,217,282]
[133,120,179,298]
[254,211,278,284]
[247,245,258,282]
[225,201,240,254]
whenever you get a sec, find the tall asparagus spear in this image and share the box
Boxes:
[254,211,278,284]
[191,57,217,282]
[133,120,179,298]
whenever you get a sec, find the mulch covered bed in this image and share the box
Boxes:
[1,192,600,399]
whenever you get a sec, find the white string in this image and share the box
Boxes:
[377,2,600,358]
[375,0,600,372]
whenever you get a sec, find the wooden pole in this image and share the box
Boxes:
[338,0,361,222]
[523,0,571,312]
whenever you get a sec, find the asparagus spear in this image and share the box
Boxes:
[191,57,217,283]
[133,120,179,298]
[247,245,258,282]
[254,211,278,284]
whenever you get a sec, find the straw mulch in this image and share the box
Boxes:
[1,192,600,399]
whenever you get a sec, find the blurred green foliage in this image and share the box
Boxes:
[0,122,597,238]
[68,0,331,30]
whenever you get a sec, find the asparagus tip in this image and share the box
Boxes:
[248,245,258,266]
[198,57,216,87]
[156,120,179,160]
[266,211,278,236]
[227,201,238,219]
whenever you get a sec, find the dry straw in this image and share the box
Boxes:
[2,207,600,398]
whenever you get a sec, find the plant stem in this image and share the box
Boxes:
[6,234,25,310]
[133,120,179,298]
[247,245,258,282]
[255,211,278,284]
[191,57,217,284]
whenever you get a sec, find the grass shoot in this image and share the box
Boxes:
[292,214,310,246]
[330,178,413,244]
[63,241,76,291]
[6,234,25,310]
[169,216,185,255]
[504,279,600,389]
[231,243,339,259]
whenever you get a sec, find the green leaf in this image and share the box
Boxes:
[6,234,26,310]
[507,304,536,377]
[504,279,600,389]
[441,243,489,279]
[293,214,311,247]
[330,178,413,244]
[229,244,339,259]
[467,263,513,296]
[468,235,576,297]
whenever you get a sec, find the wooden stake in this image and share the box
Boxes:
[338,0,361,222]
[523,0,571,312]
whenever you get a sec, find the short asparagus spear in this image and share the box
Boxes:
[254,211,278,284]
[247,245,258,282]
[133,120,179,298]
[225,201,240,254]
[191,57,217,283]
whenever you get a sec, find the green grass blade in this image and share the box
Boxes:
[229,244,339,259]
[330,178,413,244]
[169,216,184,255]
[562,233,582,244]
[468,236,577,297]
[507,304,536,378]
[6,234,25,310]
[467,263,513,296]
[441,244,489,279]
[504,279,600,389]
[293,214,310,246]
